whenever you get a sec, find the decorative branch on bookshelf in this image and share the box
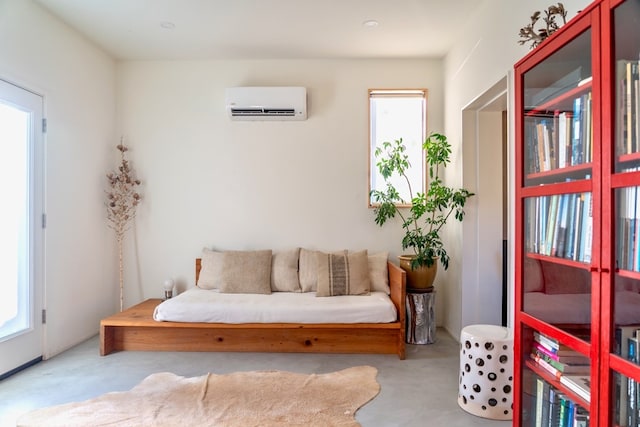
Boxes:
[518,3,568,49]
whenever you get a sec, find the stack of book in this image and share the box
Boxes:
[531,332,591,379]
[530,332,591,427]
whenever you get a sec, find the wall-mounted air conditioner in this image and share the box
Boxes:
[225,86,307,121]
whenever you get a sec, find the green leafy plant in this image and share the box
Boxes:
[370,133,474,271]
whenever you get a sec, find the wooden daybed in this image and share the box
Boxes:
[100,260,407,359]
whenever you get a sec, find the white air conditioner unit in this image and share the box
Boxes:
[225,86,307,121]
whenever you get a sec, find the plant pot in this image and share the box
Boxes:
[398,255,437,291]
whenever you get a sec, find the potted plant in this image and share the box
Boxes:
[370,132,474,289]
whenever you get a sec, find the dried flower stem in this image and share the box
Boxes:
[106,139,141,311]
[518,3,567,49]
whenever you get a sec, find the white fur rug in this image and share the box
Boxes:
[18,366,380,427]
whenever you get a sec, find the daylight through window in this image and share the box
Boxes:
[368,89,427,206]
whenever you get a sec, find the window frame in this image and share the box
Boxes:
[368,88,428,208]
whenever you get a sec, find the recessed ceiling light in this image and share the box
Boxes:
[160,21,175,30]
[362,20,379,28]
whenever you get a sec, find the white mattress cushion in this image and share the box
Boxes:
[153,287,397,324]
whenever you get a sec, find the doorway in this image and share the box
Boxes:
[461,75,511,328]
[0,79,45,379]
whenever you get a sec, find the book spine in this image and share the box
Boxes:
[532,354,563,379]
[534,342,560,361]
[572,97,582,165]
[535,331,560,352]
[536,378,544,427]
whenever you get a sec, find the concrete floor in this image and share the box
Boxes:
[0,329,511,427]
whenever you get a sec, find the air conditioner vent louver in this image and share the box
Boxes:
[225,87,307,121]
[231,108,296,117]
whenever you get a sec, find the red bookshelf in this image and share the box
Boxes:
[514,1,640,426]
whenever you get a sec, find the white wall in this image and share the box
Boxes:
[1,0,599,356]
[443,0,593,339]
[116,59,444,307]
[0,0,117,357]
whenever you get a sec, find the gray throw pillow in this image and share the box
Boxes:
[271,248,301,292]
[316,250,371,297]
[219,250,273,294]
[197,248,223,290]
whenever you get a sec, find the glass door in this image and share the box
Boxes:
[0,79,44,378]
[515,9,597,425]
[608,1,640,425]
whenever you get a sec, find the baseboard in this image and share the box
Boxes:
[0,356,42,381]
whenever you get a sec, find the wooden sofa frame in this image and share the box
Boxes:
[100,260,407,359]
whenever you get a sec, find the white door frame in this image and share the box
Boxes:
[0,78,45,379]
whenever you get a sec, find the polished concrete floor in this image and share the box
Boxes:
[0,329,511,427]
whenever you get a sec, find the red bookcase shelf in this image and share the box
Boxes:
[514,1,640,426]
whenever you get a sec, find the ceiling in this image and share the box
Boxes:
[34,0,483,60]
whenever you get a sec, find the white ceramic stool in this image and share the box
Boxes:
[458,324,513,420]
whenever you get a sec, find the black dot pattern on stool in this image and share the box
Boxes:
[458,327,513,420]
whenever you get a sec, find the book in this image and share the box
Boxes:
[533,331,575,355]
[552,194,567,257]
[545,195,559,256]
[558,393,572,427]
[534,350,590,374]
[583,92,592,163]
[580,192,593,263]
[557,110,566,168]
[548,387,560,427]
[535,378,551,427]
[563,193,577,260]
[560,374,591,403]
[572,96,583,165]
[628,334,639,427]
[533,342,590,365]
[571,194,584,261]
[531,353,562,379]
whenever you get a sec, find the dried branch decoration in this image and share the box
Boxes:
[518,3,568,49]
[106,139,141,311]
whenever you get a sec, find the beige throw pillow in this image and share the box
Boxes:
[197,248,224,290]
[316,250,371,297]
[271,248,301,292]
[299,248,318,292]
[368,252,390,294]
[218,250,273,294]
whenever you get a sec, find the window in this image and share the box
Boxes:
[368,89,427,206]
